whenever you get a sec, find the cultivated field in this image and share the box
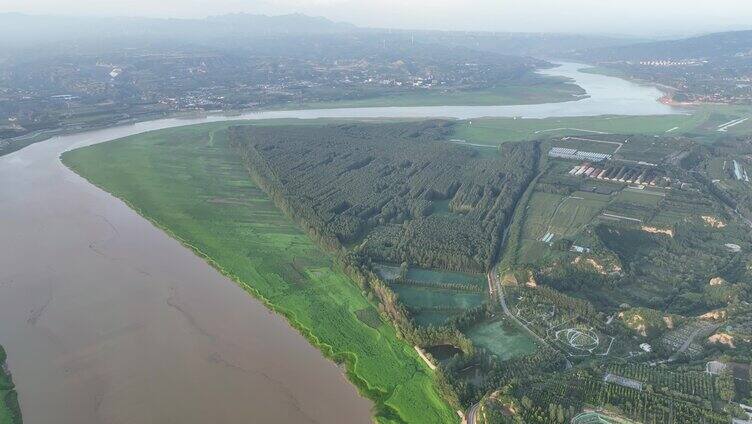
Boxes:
[62,121,458,424]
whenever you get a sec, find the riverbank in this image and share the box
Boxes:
[0,71,582,159]
[2,61,676,159]
[61,122,458,423]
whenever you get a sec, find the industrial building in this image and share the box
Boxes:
[549,147,611,162]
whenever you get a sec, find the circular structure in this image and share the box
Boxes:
[555,328,599,351]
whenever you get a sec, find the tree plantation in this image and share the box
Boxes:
[230,121,537,273]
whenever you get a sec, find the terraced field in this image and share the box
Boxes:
[62,121,458,424]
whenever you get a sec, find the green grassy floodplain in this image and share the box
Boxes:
[452,104,752,147]
[61,121,458,424]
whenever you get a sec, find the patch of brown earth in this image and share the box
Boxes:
[641,225,674,237]
[701,216,726,228]
[708,333,735,348]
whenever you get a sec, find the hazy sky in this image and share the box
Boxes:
[2,0,751,36]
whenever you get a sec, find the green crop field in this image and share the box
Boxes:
[62,121,458,424]
[465,319,537,361]
[613,189,663,208]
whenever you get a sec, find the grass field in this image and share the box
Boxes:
[613,189,662,208]
[465,319,537,361]
[451,104,752,147]
[520,191,608,244]
[0,347,21,424]
[452,115,697,146]
[61,121,458,424]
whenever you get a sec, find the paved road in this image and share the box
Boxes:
[671,323,721,360]
[489,271,542,344]
[466,402,480,424]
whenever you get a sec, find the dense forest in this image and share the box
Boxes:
[230,121,538,272]
[0,345,22,424]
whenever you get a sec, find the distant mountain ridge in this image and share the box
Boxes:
[0,12,640,57]
[206,12,356,32]
[408,31,642,59]
[0,12,356,49]
[577,30,752,61]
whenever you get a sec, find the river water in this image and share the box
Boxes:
[0,63,679,424]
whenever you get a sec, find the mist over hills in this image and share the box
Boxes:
[2,11,751,62]
[0,13,356,50]
[0,12,640,58]
[576,30,752,61]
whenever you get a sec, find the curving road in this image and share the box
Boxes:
[466,402,481,424]
[489,271,572,370]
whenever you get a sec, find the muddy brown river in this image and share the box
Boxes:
[0,63,678,424]
[0,120,374,424]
